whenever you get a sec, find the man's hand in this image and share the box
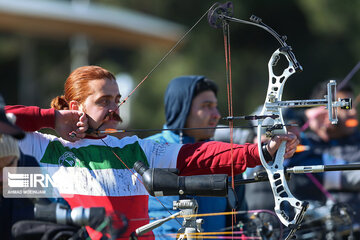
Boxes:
[55,110,88,142]
[267,132,299,159]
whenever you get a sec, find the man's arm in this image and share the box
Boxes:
[177,142,260,176]
[5,105,87,142]
[177,133,298,176]
[5,105,55,131]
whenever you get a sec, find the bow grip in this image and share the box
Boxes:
[258,141,308,227]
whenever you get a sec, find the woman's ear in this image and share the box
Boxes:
[69,100,80,110]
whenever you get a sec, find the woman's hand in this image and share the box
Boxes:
[55,110,88,142]
[266,132,299,159]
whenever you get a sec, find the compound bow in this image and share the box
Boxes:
[207,2,352,239]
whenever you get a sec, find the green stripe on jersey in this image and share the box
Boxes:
[40,140,149,170]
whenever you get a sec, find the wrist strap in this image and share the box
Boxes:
[262,144,273,162]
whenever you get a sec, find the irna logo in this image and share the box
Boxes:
[8,172,57,188]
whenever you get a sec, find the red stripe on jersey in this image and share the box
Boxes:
[63,194,154,240]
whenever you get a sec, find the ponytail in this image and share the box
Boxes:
[50,95,69,110]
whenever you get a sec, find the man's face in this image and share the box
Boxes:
[184,90,221,141]
[79,79,122,132]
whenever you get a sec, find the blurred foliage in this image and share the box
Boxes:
[1,0,360,136]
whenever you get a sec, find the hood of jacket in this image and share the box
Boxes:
[164,75,206,132]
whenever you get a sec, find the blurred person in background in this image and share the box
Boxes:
[290,84,360,201]
[287,82,360,197]
[0,134,25,240]
[0,94,36,240]
[283,81,360,239]
[0,135,20,185]
[147,75,248,238]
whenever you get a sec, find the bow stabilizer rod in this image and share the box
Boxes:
[234,163,360,185]
[286,163,360,174]
[223,114,279,121]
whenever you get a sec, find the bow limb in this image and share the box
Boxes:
[257,48,308,238]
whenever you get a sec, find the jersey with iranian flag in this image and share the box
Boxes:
[19,132,182,239]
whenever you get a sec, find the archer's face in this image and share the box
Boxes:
[184,90,221,141]
[80,78,121,132]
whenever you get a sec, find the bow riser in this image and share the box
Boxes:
[257,49,308,229]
